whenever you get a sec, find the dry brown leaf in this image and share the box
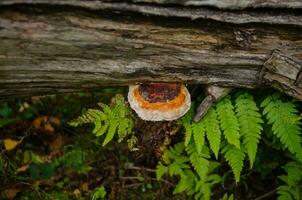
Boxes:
[17,164,29,173]
[33,116,61,133]
[49,134,64,153]
[4,188,20,200]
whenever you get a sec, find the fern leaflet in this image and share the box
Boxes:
[157,141,221,200]
[70,94,133,146]
[181,108,194,146]
[261,93,302,162]
[277,162,302,200]
[203,107,221,159]
[181,106,206,153]
[235,91,263,168]
[222,144,245,183]
[186,141,210,182]
[216,96,241,148]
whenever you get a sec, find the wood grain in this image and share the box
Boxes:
[0,1,301,99]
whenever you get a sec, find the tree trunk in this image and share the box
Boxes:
[0,0,301,99]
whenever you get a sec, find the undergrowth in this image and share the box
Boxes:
[68,89,302,199]
[3,89,297,199]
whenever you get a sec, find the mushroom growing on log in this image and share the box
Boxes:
[128,83,191,121]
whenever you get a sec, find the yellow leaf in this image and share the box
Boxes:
[4,139,20,151]
[73,189,81,196]
[81,182,89,192]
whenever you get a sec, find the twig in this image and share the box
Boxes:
[150,178,175,186]
[254,189,276,200]
[120,176,175,186]
[122,183,144,188]
[120,176,141,180]
[124,165,156,172]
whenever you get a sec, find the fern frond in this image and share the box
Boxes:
[181,106,206,153]
[216,96,241,148]
[173,171,196,195]
[186,141,210,181]
[102,121,118,146]
[181,107,194,146]
[69,109,101,127]
[203,107,221,159]
[156,162,168,180]
[70,95,133,146]
[162,142,185,164]
[277,162,302,200]
[192,121,206,154]
[261,93,302,162]
[194,173,221,200]
[235,92,263,168]
[222,144,245,183]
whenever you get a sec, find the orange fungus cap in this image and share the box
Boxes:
[128,83,191,121]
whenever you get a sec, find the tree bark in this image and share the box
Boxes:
[0,1,301,99]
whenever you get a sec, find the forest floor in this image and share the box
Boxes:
[0,88,186,200]
[0,87,289,200]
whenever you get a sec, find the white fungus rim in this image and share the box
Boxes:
[128,85,191,121]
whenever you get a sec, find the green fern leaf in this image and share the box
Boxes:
[162,143,185,164]
[117,118,133,142]
[95,122,109,137]
[156,163,168,180]
[277,185,293,200]
[277,162,302,200]
[192,121,206,154]
[190,150,210,182]
[69,109,98,127]
[261,93,302,162]
[173,173,196,194]
[92,112,107,134]
[180,105,207,153]
[71,95,133,147]
[277,161,302,200]
[284,162,302,187]
[235,92,263,168]
[203,107,222,159]
[216,96,241,148]
[222,144,245,183]
[102,121,118,146]
[181,108,194,146]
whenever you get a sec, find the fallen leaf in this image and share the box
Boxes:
[17,164,29,173]
[4,188,20,200]
[73,189,81,196]
[33,116,61,134]
[49,134,64,154]
[82,182,89,192]
[4,139,20,151]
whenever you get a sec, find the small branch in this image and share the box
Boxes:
[194,86,232,122]
[193,95,214,122]
[124,165,156,172]
[122,183,144,188]
[254,189,276,200]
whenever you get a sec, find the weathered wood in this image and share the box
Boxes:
[1,0,302,26]
[193,86,232,122]
[130,0,302,9]
[0,1,301,100]
[3,0,302,10]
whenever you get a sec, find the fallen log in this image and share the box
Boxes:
[0,1,301,99]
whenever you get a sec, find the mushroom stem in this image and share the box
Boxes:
[194,86,232,122]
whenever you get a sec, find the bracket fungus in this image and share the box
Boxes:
[128,83,191,121]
